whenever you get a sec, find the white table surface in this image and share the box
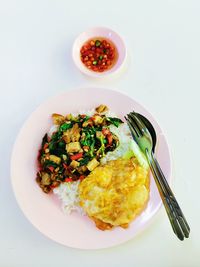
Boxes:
[1,0,200,266]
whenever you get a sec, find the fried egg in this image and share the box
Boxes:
[78,157,150,230]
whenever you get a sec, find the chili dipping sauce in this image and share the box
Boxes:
[80,38,118,72]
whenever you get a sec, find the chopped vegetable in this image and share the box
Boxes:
[79,156,91,166]
[79,175,85,180]
[95,104,108,113]
[92,115,104,125]
[87,158,99,171]
[82,119,93,127]
[41,173,51,185]
[66,142,81,153]
[102,128,110,136]
[52,113,65,125]
[106,117,123,127]
[69,160,80,169]
[48,166,54,172]
[62,154,67,161]
[65,178,73,182]
[49,155,61,165]
[63,163,68,169]
[107,134,113,145]
[70,153,83,161]
[59,122,72,132]
[43,160,58,168]
[43,143,48,150]
[95,40,101,47]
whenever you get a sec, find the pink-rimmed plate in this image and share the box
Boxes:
[11,87,171,249]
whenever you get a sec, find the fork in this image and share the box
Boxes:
[125,112,190,240]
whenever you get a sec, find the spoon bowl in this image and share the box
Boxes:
[136,113,157,153]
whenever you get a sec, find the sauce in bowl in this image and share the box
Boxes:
[80,37,118,73]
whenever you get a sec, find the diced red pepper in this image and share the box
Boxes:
[86,119,93,126]
[65,178,73,182]
[107,134,113,145]
[70,153,83,161]
[80,114,86,118]
[91,116,96,121]
[50,184,57,189]
[102,128,110,136]
[79,175,85,180]
[48,166,54,172]
[43,143,49,150]
[63,163,68,169]
[50,181,59,188]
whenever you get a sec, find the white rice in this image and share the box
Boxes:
[102,123,149,169]
[51,109,148,214]
[100,123,132,164]
[53,181,84,214]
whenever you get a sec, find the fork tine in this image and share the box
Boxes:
[127,114,141,137]
[129,112,147,133]
[124,116,139,141]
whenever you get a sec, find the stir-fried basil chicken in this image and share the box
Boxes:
[36,105,123,193]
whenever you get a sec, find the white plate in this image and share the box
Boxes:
[11,87,172,249]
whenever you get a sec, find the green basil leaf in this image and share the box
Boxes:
[43,160,58,168]
[59,122,72,132]
[107,117,123,127]
[79,156,91,166]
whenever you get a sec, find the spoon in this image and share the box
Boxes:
[134,112,190,238]
[136,113,157,153]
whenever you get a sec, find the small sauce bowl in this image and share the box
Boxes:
[72,27,127,78]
